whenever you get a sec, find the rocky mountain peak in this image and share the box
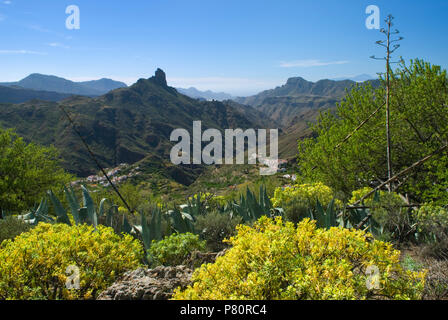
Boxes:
[152,68,167,87]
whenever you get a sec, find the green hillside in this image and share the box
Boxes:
[0,69,270,181]
[0,85,73,103]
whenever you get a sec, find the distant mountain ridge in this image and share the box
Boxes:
[0,69,382,168]
[0,69,269,182]
[232,76,381,158]
[234,77,380,120]
[234,77,365,107]
[176,87,235,101]
[0,85,73,104]
[0,74,128,96]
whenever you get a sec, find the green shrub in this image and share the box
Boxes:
[195,211,243,252]
[415,204,448,258]
[0,129,71,213]
[0,216,32,244]
[401,255,424,272]
[0,223,143,300]
[173,216,426,300]
[280,197,313,224]
[369,193,412,243]
[148,232,206,267]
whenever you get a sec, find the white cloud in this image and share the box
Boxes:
[29,24,51,33]
[3,1,11,4]
[47,42,70,49]
[29,24,72,41]
[0,49,47,55]
[280,59,349,68]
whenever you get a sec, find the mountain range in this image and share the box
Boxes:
[176,87,235,101]
[0,85,73,104]
[0,74,128,97]
[0,69,269,184]
[0,69,381,184]
[234,76,379,127]
[232,76,380,157]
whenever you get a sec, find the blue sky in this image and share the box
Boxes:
[0,0,447,95]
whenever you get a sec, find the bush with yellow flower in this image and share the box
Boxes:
[173,216,426,300]
[0,223,143,300]
[270,182,341,223]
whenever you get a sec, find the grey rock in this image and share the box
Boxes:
[97,265,193,300]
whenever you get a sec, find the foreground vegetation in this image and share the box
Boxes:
[173,217,425,300]
[0,59,447,300]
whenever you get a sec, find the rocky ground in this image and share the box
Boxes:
[97,265,193,300]
[98,250,226,300]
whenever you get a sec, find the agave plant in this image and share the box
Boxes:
[19,198,54,225]
[342,190,384,236]
[136,206,164,251]
[308,199,341,229]
[167,206,196,234]
[227,186,281,223]
[21,185,130,231]
[183,193,208,217]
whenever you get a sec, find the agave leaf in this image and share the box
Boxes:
[121,215,133,234]
[78,207,88,223]
[98,198,110,218]
[308,207,315,220]
[107,205,118,227]
[35,198,49,217]
[260,185,272,212]
[18,211,36,221]
[32,198,54,225]
[325,199,336,229]
[133,225,143,234]
[232,203,251,223]
[81,185,97,228]
[64,185,80,225]
[48,190,71,226]
[169,207,194,234]
[140,211,152,251]
[149,207,163,241]
[313,199,326,228]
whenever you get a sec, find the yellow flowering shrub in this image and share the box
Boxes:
[415,204,448,228]
[173,217,426,300]
[189,193,226,207]
[349,187,402,206]
[0,223,143,300]
[118,206,129,214]
[271,182,341,223]
[271,182,339,208]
